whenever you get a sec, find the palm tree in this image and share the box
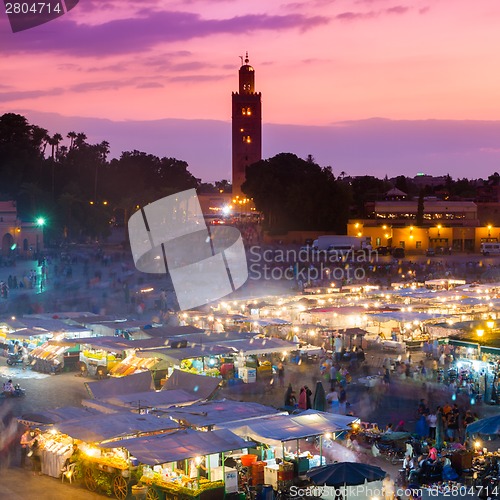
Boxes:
[75,132,87,149]
[50,133,63,197]
[51,133,63,159]
[94,141,110,201]
[67,131,77,150]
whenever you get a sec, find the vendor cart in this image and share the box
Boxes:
[139,475,225,500]
[80,454,137,500]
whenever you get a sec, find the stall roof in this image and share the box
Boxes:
[216,338,297,355]
[19,406,100,426]
[9,317,90,334]
[100,428,252,465]
[146,331,257,345]
[218,410,357,442]
[369,311,444,323]
[56,412,179,443]
[140,325,205,338]
[98,389,198,410]
[56,336,175,351]
[162,400,282,428]
[85,371,154,399]
[236,318,291,326]
[306,306,367,315]
[135,344,234,364]
[70,317,146,328]
[55,336,138,350]
[161,369,221,400]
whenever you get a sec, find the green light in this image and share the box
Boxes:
[36,217,46,226]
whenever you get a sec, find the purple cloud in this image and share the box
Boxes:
[136,82,164,89]
[0,11,329,57]
[0,88,64,102]
[336,5,409,21]
[336,11,378,21]
[385,6,408,14]
[169,74,229,83]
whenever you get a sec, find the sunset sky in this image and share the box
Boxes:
[2,0,500,181]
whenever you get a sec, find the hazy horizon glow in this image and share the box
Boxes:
[2,0,500,180]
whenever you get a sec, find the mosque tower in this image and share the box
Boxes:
[231,53,262,196]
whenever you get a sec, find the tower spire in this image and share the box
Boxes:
[245,51,249,64]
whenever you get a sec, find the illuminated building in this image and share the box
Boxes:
[231,53,262,196]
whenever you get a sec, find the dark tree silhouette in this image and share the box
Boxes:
[242,153,351,232]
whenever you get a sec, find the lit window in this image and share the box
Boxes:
[246,107,252,116]
[242,108,247,115]
[242,135,251,143]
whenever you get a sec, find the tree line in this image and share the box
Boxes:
[1,113,498,242]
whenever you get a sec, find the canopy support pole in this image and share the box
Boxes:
[319,435,323,465]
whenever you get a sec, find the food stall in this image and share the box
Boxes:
[130,344,235,381]
[216,337,298,384]
[218,410,359,489]
[100,428,253,500]
[29,340,81,373]
[82,369,222,415]
[21,410,180,499]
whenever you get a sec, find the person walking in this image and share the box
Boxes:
[29,429,43,475]
[298,387,308,410]
[305,385,313,409]
[284,384,296,408]
[338,387,347,415]
[277,362,285,388]
[382,474,396,500]
[427,410,437,440]
[20,428,31,468]
[326,386,339,413]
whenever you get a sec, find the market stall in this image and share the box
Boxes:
[100,428,253,500]
[157,399,282,431]
[132,344,235,380]
[23,410,180,498]
[29,340,80,374]
[218,410,358,487]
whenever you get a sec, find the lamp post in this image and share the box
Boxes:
[35,217,46,258]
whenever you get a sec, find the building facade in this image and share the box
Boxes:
[0,201,43,259]
[348,200,498,252]
[231,53,262,196]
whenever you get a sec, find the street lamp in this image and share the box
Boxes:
[437,224,442,238]
[35,217,46,256]
[488,225,492,238]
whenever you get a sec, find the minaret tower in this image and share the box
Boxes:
[231,53,262,196]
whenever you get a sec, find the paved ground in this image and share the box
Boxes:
[0,245,499,499]
[2,345,498,499]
